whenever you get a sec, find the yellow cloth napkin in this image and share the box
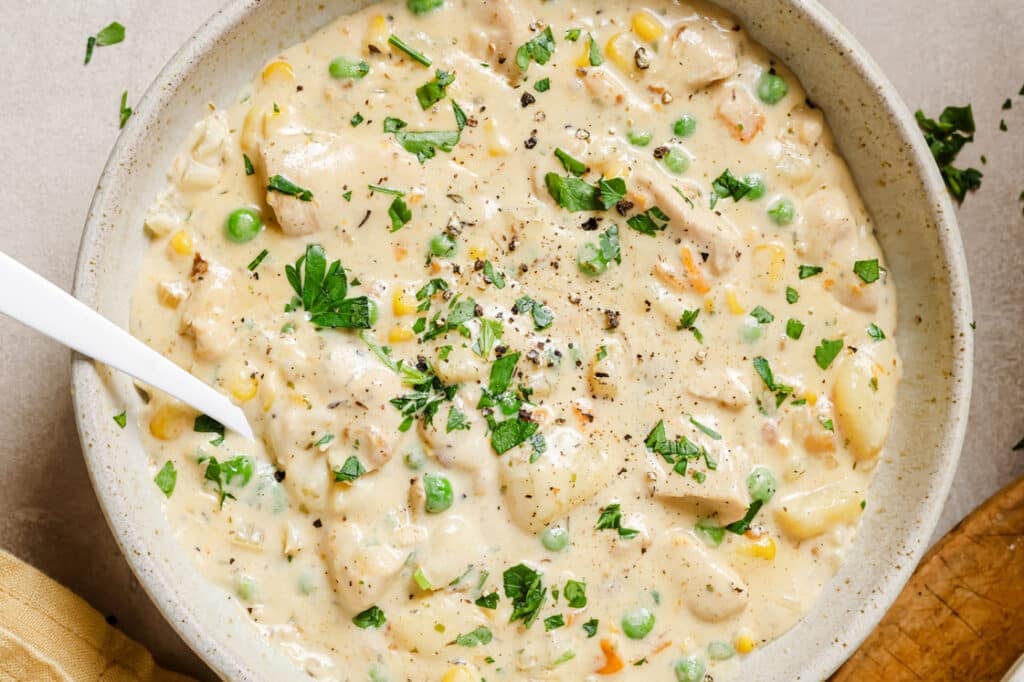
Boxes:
[0,549,192,682]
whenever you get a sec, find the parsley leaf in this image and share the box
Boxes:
[515,27,556,71]
[677,308,704,343]
[554,147,586,176]
[446,407,471,433]
[853,259,880,283]
[194,414,226,446]
[626,206,670,235]
[118,91,133,129]
[598,177,627,208]
[690,417,722,441]
[482,260,505,288]
[388,34,432,66]
[867,323,886,341]
[786,319,805,340]
[154,460,176,497]
[352,605,386,629]
[564,580,587,608]
[813,339,844,369]
[785,286,799,304]
[455,626,493,646]
[587,33,603,66]
[383,116,461,163]
[200,455,252,508]
[416,69,455,109]
[286,245,373,329]
[749,305,774,324]
[388,196,412,232]
[710,169,759,208]
[407,0,444,15]
[333,456,366,482]
[599,224,621,264]
[724,499,764,534]
[544,614,565,631]
[85,22,125,65]
[491,417,539,455]
[503,563,546,627]
[545,174,626,212]
[534,77,551,92]
[915,105,983,203]
[595,503,639,538]
[268,174,313,201]
[113,411,127,428]
[565,28,582,41]
[242,154,255,175]
[475,591,499,608]
[798,265,823,279]
[752,356,794,405]
[582,618,599,637]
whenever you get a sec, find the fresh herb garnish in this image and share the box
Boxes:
[113,411,127,428]
[626,206,669,235]
[595,503,639,538]
[695,518,726,547]
[645,420,708,476]
[786,319,805,340]
[798,265,823,279]
[690,417,722,441]
[407,0,444,15]
[388,34,432,66]
[752,356,793,406]
[200,455,252,508]
[388,196,412,232]
[446,407,471,433]
[587,33,603,66]
[710,169,759,208]
[482,260,505,288]
[362,332,433,385]
[677,308,703,343]
[853,259,880,283]
[513,295,554,331]
[383,116,461,163]
[749,305,774,324]
[785,286,799,304]
[915,105,982,203]
[544,614,565,631]
[333,456,366,482]
[545,174,626,212]
[582,618,599,637]
[724,500,764,534]
[119,91,133,129]
[452,100,467,130]
[515,27,556,71]
[491,417,539,455]
[194,414,226,446]
[813,339,844,369]
[867,323,886,341]
[534,77,551,92]
[565,28,582,41]
[554,148,586,176]
[564,580,587,608]
[85,22,125,65]
[154,460,176,497]
[416,70,455,109]
[350,113,364,127]
[268,174,313,201]
[391,375,458,432]
[352,605,386,629]
[243,154,255,175]
[328,56,370,79]
[503,563,546,627]
[455,626,493,647]
[286,244,373,329]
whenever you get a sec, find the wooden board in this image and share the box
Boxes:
[832,475,1024,682]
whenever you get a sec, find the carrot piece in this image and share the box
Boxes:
[680,247,711,294]
[597,638,625,675]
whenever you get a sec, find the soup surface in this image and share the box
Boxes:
[131,1,899,679]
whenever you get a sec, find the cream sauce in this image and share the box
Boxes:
[131,1,899,680]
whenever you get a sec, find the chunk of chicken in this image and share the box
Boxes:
[418,395,497,495]
[630,165,741,275]
[500,426,613,533]
[716,85,766,142]
[653,529,749,622]
[412,514,486,587]
[686,367,752,408]
[649,440,749,523]
[172,112,230,192]
[465,0,533,84]
[178,259,235,360]
[580,68,651,112]
[666,14,740,90]
[389,593,488,659]
[327,520,415,615]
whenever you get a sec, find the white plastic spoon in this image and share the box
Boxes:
[0,250,254,440]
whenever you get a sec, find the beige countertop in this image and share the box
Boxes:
[1,1,1021,678]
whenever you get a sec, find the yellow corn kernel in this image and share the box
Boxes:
[632,11,665,42]
[703,297,715,313]
[169,230,193,256]
[467,246,488,260]
[440,664,478,682]
[392,291,417,316]
[261,60,294,84]
[604,32,635,72]
[725,289,744,315]
[754,243,786,291]
[735,634,756,654]
[388,327,415,343]
[228,374,259,402]
[741,536,776,560]
[149,405,190,441]
[804,391,818,406]
[366,15,389,53]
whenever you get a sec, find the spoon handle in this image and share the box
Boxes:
[0,250,253,440]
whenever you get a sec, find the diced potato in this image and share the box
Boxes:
[653,529,749,621]
[774,482,864,540]
[834,353,895,459]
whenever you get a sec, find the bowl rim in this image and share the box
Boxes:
[70,0,973,678]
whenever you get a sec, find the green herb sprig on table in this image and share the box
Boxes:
[915,105,983,203]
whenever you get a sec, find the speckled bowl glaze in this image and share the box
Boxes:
[71,0,972,679]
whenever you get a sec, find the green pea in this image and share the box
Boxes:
[747,466,777,503]
[541,526,570,551]
[628,129,653,146]
[662,147,690,175]
[739,319,765,344]
[329,56,370,80]
[423,474,453,513]
[225,208,263,243]
[672,114,697,137]
[236,575,258,602]
[404,449,425,470]
[673,656,707,682]
[429,233,457,258]
[707,640,735,660]
[757,73,788,105]
[621,607,655,639]
[743,173,766,200]
[577,242,608,276]
[768,197,795,225]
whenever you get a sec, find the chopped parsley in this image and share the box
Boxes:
[582,618,599,637]
[352,605,386,629]
[587,33,603,66]
[113,411,127,428]
[333,456,366,482]
[690,417,722,441]
[867,323,886,341]
[515,27,556,71]
[534,77,551,92]
[554,148,586,176]
[200,455,252,508]
[85,22,125,65]
[388,34,432,66]
[565,28,582,42]
[915,105,982,203]
[350,112,364,127]
[285,244,373,329]
[118,91,133,129]
[388,196,412,232]
[695,518,725,547]
[328,56,370,79]
[390,373,458,432]
[407,0,444,14]
[482,260,505,288]
[813,338,844,369]
[710,169,759,208]
[645,420,713,476]
[785,286,799,304]
[578,224,621,275]
[564,580,587,608]
[677,308,703,343]
[475,591,499,609]
[416,69,455,109]
[503,563,546,627]
[267,174,313,201]
[595,503,639,538]
[514,296,554,330]
[853,258,880,283]
[445,407,471,433]
[452,100,467,130]
[749,305,774,324]
[455,626,493,647]
[626,206,670,235]
[820,417,835,432]
[798,265,823,279]
[491,417,539,455]
[544,614,565,631]
[243,154,255,175]
[194,414,226,446]
[786,319,805,340]
[154,460,176,497]
[545,174,626,212]
[724,499,764,534]
[383,116,461,163]
[752,356,793,406]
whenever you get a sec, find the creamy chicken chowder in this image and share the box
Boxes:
[131,1,899,679]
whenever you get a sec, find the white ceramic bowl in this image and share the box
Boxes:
[71,1,973,679]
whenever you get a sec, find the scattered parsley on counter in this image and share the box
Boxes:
[503,563,546,627]
[915,105,982,203]
[154,460,176,497]
[352,605,386,629]
[285,244,374,329]
[84,21,125,65]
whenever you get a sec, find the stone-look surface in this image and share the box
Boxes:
[0,1,1020,678]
